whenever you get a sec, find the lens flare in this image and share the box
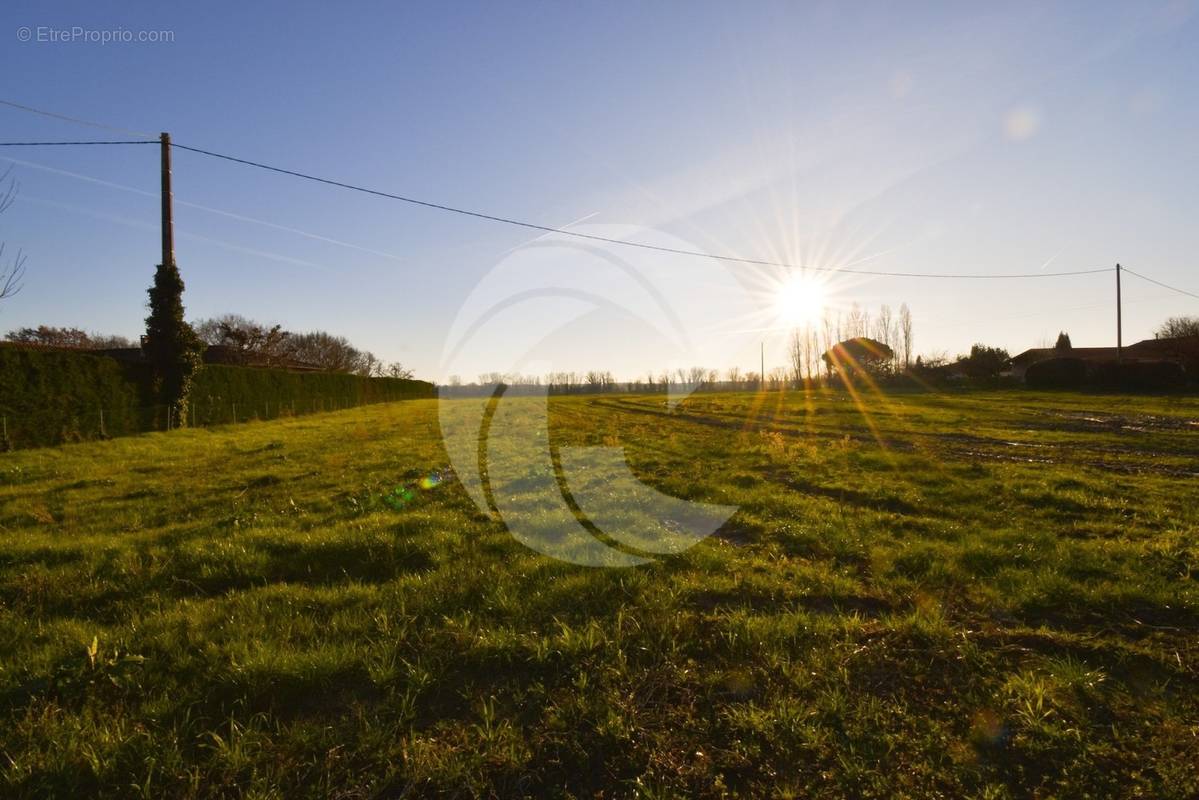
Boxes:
[774,273,827,327]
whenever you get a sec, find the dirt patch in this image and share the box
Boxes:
[1033,410,1199,434]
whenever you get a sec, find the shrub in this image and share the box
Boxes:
[1025,357,1088,390]
[1089,360,1185,391]
[960,344,1010,379]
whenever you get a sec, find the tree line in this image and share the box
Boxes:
[4,315,412,379]
[190,314,412,377]
[788,302,913,383]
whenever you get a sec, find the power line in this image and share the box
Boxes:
[0,98,1151,283]
[0,140,157,146]
[0,99,153,138]
[1122,267,1199,300]
[168,141,1114,280]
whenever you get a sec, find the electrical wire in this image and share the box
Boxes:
[168,141,1115,280]
[0,140,157,146]
[1121,267,1199,301]
[0,99,154,138]
[2,99,1187,287]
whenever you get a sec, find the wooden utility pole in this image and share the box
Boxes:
[160,132,175,267]
[1116,263,1123,362]
[760,341,765,389]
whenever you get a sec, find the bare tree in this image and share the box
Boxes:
[820,310,837,379]
[0,168,27,303]
[789,328,806,386]
[360,351,384,377]
[846,303,869,339]
[1156,316,1199,339]
[194,314,291,366]
[899,303,913,368]
[385,362,414,379]
[284,331,367,373]
[547,371,581,393]
[804,323,820,381]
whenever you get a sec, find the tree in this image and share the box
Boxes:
[0,168,27,303]
[789,323,820,382]
[143,263,204,427]
[898,303,913,367]
[788,328,806,386]
[385,362,414,379]
[960,344,1010,378]
[874,304,894,349]
[7,326,91,348]
[1155,316,1199,339]
[283,331,363,373]
[846,303,869,339]
[820,310,837,379]
[194,314,290,366]
[360,351,383,377]
[1055,331,1072,351]
[6,326,133,349]
[821,337,894,377]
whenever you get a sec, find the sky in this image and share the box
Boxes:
[1,1,1197,382]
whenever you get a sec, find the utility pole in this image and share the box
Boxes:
[1116,263,1123,362]
[160,132,174,267]
[760,341,765,390]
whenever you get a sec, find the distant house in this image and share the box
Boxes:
[1127,335,1199,364]
[1008,346,1117,379]
[1009,335,1199,379]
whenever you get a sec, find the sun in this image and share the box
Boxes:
[774,273,828,328]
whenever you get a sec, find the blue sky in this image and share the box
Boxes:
[2,1,1197,381]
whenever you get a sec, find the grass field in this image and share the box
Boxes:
[1,389,1197,798]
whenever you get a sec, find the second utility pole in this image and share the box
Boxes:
[160,132,175,267]
[1116,263,1123,362]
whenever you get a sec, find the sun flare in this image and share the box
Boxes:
[774,273,828,328]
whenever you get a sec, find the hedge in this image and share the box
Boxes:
[1025,356,1187,391]
[1088,359,1186,391]
[0,345,434,450]
[1025,357,1089,390]
[189,364,434,426]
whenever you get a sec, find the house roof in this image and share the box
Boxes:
[1127,335,1199,356]
[1010,346,1118,364]
[1012,335,1199,365]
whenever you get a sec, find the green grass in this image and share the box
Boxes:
[1,389,1197,798]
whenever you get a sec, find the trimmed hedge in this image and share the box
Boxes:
[1025,356,1187,391]
[0,346,147,449]
[1025,357,1088,390]
[1089,359,1186,391]
[0,345,434,449]
[189,364,434,425]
